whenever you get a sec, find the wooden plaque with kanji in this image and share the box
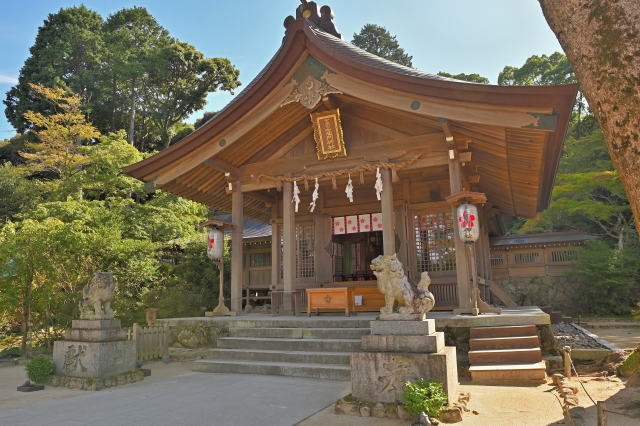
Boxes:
[310,108,347,160]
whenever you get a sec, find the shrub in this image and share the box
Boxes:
[402,379,448,418]
[25,356,54,383]
[0,347,21,358]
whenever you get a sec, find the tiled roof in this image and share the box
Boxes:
[211,214,272,239]
[490,231,599,248]
[306,21,464,83]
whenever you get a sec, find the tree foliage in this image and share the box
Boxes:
[20,84,99,183]
[497,52,596,139]
[4,6,240,152]
[351,24,413,67]
[3,5,103,134]
[437,72,489,84]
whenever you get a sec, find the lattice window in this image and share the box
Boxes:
[250,252,271,268]
[296,224,315,278]
[279,224,315,280]
[513,252,541,264]
[414,212,456,273]
[550,249,577,263]
[490,254,505,266]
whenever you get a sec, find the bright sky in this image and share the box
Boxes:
[0,0,562,138]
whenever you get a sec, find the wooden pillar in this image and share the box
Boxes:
[315,214,332,284]
[282,177,295,311]
[394,205,409,276]
[270,200,280,290]
[380,166,395,256]
[231,183,243,313]
[449,158,471,308]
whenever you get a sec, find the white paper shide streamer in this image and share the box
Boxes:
[345,174,353,202]
[292,181,301,212]
[375,168,383,200]
[309,178,319,212]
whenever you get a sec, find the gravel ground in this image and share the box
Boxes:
[553,323,609,349]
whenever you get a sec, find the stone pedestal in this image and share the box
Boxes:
[351,315,458,405]
[53,319,136,379]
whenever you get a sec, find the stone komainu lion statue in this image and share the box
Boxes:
[370,254,435,315]
[79,272,115,320]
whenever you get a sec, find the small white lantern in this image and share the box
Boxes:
[457,202,479,242]
[207,228,225,260]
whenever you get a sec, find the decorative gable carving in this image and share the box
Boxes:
[281,75,342,109]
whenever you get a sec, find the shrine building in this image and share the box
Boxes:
[123,7,577,315]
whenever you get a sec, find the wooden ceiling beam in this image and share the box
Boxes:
[203,158,239,180]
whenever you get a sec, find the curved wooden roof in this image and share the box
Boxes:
[124,18,578,223]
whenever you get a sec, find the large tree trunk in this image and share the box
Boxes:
[128,78,136,146]
[539,0,640,238]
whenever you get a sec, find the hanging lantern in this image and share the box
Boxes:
[457,202,479,242]
[207,228,225,260]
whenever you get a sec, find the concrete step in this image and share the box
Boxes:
[469,361,547,382]
[228,327,369,339]
[469,336,540,351]
[214,318,373,329]
[468,348,542,364]
[204,348,351,364]
[217,337,362,352]
[470,325,537,339]
[192,359,351,381]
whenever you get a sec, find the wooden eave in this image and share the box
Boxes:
[123,18,578,222]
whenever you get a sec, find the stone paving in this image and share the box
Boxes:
[0,371,351,426]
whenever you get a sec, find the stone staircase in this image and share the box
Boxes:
[192,318,371,381]
[468,325,546,382]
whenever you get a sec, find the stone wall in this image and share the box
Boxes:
[493,275,589,313]
[156,319,230,349]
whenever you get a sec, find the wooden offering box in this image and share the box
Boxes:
[306,287,355,317]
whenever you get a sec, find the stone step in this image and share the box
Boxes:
[192,359,351,381]
[469,336,540,351]
[204,348,351,364]
[469,361,547,382]
[470,325,538,339]
[210,318,373,329]
[468,348,542,365]
[217,337,362,352]
[228,327,369,339]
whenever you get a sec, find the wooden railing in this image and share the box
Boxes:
[127,323,169,361]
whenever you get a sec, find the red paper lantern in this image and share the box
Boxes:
[457,203,479,242]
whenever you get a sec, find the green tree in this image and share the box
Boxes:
[0,164,41,222]
[3,6,103,134]
[101,7,171,146]
[20,84,100,190]
[351,24,413,67]
[437,72,489,84]
[143,41,240,149]
[194,111,217,130]
[497,52,595,138]
[574,239,640,315]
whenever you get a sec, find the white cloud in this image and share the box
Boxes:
[0,74,18,84]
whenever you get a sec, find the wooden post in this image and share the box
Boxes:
[449,156,471,308]
[132,323,139,359]
[283,176,295,311]
[380,164,394,256]
[163,323,169,356]
[564,346,572,378]
[270,201,279,290]
[597,401,607,426]
[231,182,243,313]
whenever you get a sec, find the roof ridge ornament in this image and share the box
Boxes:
[283,1,343,41]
